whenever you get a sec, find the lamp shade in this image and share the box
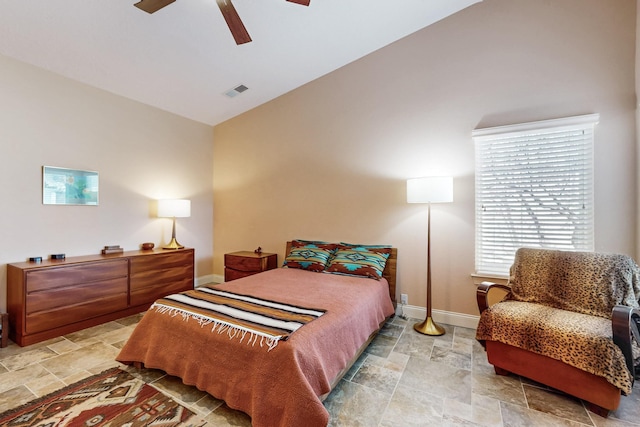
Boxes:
[407,177,453,204]
[157,199,191,218]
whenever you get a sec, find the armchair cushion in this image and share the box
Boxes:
[507,248,640,319]
[476,300,634,394]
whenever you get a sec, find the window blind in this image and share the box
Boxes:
[472,114,598,276]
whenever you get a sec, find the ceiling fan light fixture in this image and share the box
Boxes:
[133,0,308,45]
[216,0,252,45]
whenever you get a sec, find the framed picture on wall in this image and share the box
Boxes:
[42,166,99,206]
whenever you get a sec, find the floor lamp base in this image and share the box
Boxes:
[414,317,445,336]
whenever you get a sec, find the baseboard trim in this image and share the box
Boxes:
[195,274,218,287]
[211,274,225,284]
[396,304,480,330]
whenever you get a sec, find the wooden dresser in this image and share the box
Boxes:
[7,248,194,347]
[224,251,277,281]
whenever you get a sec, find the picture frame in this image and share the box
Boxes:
[42,166,99,206]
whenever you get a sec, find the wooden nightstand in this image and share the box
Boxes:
[224,251,277,282]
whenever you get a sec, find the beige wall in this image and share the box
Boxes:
[214,0,638,320]
[0,54,214,312]
[1,0,634,321]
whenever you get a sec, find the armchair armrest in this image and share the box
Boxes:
[612,305,640,384]
[476,281,511,314]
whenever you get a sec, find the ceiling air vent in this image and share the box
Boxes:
[225,84,249,98]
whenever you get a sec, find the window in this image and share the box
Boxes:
[473,114,598,276]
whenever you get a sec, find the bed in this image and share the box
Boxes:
[116,240,397,427]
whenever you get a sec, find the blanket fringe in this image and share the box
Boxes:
[153,304,280,351]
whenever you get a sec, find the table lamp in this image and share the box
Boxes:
[157,199,191,250]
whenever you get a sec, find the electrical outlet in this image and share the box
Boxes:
[401,293,408,305]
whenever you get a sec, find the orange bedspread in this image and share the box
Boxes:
[116,268,395,427]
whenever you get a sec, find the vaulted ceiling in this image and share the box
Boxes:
[0,0,480,125]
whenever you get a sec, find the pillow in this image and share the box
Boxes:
[291,239,343,252]
[340,242,392,249]
[325,247,390,280]
[283,246,334,272]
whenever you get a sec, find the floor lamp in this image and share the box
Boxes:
[157,199,191,250]
[407,176,453,336]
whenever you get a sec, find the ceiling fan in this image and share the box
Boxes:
[134,0,310,45]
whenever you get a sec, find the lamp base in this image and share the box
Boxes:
[414,317,445,336]
[162,238,184,250]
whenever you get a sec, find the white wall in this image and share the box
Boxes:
[0,53,214,312]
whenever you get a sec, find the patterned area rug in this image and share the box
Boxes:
[0,367,207,426]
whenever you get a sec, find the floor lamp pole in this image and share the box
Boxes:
[414,202,445,336]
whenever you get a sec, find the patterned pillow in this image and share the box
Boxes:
[283,246,334,272]
[340,242,392,249]
[325,247,391,280]
[291,239,343,252]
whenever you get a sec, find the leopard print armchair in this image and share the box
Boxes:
[476,248,640,416]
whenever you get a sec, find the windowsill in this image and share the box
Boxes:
[470,273,509,286]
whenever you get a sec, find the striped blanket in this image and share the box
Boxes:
[151,287,326,351]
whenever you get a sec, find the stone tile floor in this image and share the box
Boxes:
[1,313,639,426]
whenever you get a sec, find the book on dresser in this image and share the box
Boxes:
[6,248,194,347]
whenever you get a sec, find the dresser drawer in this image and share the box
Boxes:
[26,259,128,293]
[129,249,194,306]
[130,250,193,275]
[225,268,257,282]
[130,277,193,307]
[25,294,129,335]
[225,252,277,272]
[25,278,128,334]
[129,264,193,293]
[26,277,128,315]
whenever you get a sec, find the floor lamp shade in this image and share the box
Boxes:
[157,199,191,250]
[406,177,453,336]
[407,177,453,204]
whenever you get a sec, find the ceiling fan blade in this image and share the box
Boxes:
[286,0,310,5]
[216,0,252,45]
[134,0,176,14]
